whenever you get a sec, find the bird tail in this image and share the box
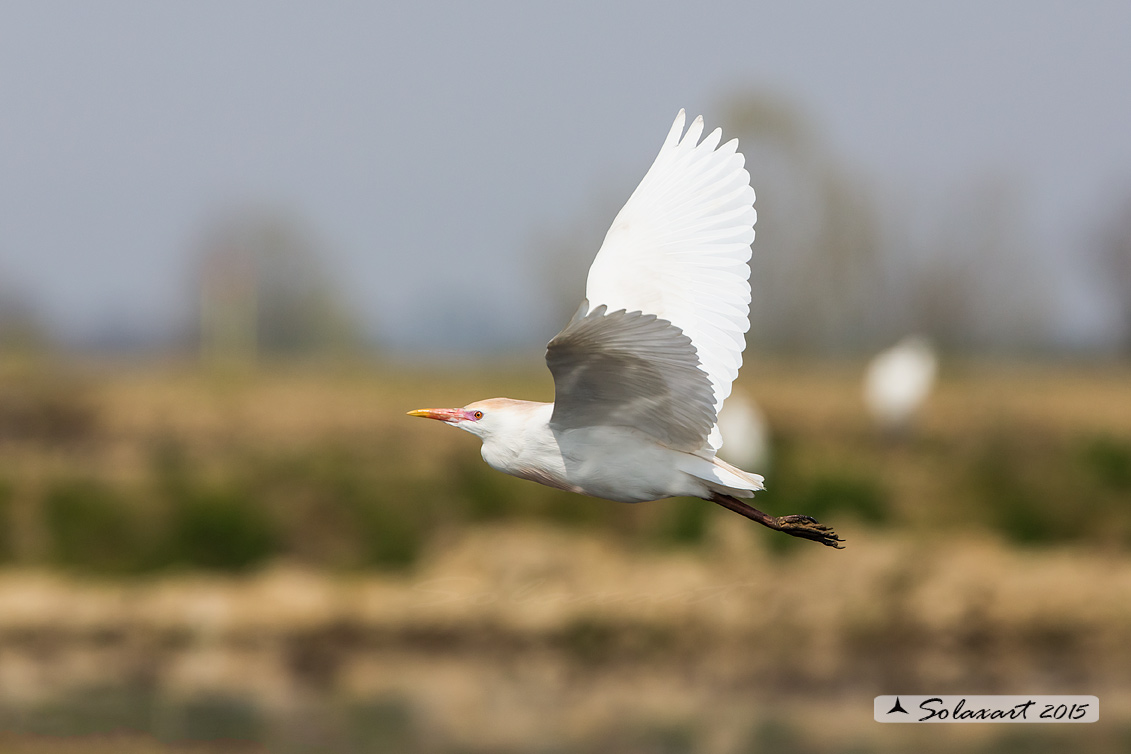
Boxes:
[676,454,765,499]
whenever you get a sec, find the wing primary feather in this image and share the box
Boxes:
[578,110,757,453]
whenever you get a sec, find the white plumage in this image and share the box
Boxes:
[716,389,771,473]
[409,111,842,548]
[863,336,938,434]
[585,111,756,452]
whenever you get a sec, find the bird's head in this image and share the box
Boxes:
[406,398,519,440]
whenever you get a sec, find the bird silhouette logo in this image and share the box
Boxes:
[888,697,909,715]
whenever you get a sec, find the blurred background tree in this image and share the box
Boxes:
[722,92,1052,354]
[1091,186,1131,353]
[195,210,361,367]
[0,286,50,361]
[722,92,885,353]
[532,92,1059,356]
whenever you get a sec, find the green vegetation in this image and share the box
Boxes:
[654,497,713,546]
[0,477,11,563]
[44,480,147,573]
[762,442,891,525]
[971,431,1131,547]
[164,486,278,572]
[0,362,1128,574]
[1081,434,1131,491]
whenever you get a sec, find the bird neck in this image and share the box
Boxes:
[477,400,555,470]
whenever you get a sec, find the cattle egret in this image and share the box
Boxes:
[863,336,938,435]
[409,111,843,548]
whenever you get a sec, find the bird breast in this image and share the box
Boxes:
[479,420,705,504]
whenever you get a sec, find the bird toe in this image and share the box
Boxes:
[776,515,845,549]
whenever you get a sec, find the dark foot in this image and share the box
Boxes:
[773,514,845,549]
[708,493,845,549]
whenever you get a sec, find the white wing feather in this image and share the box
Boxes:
[583,110,756,451]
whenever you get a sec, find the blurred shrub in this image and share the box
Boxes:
[153,440,430,572]
[745,718,813,754]
[756,435,889,521]
[1080,434,1131,491]
[452,450,519,521]
[256,447,431,570]
[346,695,416,752]
[158,693,264,743]
[654,497,712,546]
[973,440,1057,545]
[150,439,277,571]
[43,479,148,573]
[164,485,278,572]
[0,477,11,563]
[0,685,156,738]
[790,475,889,524]
[971,432,1131,547]
[453,449,553,523]
[355,495,427,570]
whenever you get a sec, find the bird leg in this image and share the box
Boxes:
[708,492,845,549]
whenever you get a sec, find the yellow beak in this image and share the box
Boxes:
[407,407,467,423]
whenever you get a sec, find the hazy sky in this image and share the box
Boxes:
[2,2,1130,351]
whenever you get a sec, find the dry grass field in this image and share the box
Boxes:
[0,356,1128,752]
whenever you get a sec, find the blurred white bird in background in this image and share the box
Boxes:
[715,389,771,474]
[863,335,938,437]
[410,111,842,548]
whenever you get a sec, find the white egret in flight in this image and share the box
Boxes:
[716,389,771,474]
[864,335,938,437]
[410,111,843,548]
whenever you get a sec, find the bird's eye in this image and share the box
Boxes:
[473,410,483,420]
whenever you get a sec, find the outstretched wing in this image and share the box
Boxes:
[546,303,715,451]
[582,110,756,451]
